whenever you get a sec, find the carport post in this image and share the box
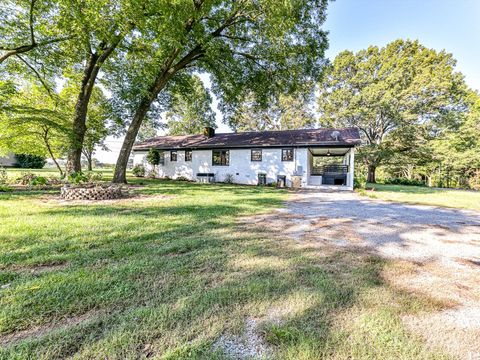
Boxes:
[348,148,355,188]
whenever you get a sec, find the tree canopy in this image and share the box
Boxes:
[165,75,216,135]
[111,0,330,183]
[228,92,316,131]
[317,39,468,182]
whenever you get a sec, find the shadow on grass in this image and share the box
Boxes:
[0,181,447,359]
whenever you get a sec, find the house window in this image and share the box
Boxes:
[159,152,165,165]
[282,148,294,161]
[170,150,177,161]
[251,149,262,162]
[185,149,192,161]
[212,150,229,166]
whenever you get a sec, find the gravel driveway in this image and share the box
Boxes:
[281,190,480,359]
[285,190,480,264]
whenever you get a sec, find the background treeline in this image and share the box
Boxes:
[1,1,478,189]
[1,0,330,183]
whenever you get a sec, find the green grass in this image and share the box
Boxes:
[362,183,480,211]
[3,167,114,180]
[0,179,451,359]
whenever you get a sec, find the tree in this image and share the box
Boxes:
[146,148,161,175]
[14,154,47,168]
[0,0,70,64]
[111,0,329,183]
[1,0,143,174]
[166,75,216,135]
[0,82,70,175]
[81,89,113,171]
[317,39,467,183]
[430,91,480,188]
[228,92,316,131]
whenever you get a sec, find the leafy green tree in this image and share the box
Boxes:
[228,92,316,131]
[111,0,329,183]
[0,82,70,175]
[166,75,216,135]
[146,148,161,175]
[317,39,467,183]
[1,0,143,174]
[81,90,114,171]
[14,154,47,168]
[430,91,480,188]
[0,0,69,64]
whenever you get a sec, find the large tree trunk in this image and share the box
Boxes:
[112,45,206,184]
[367,165,376,183]
[65,35,125,175]
[87,155,93,171]
[113,99,153,183]
[66,52,100,174]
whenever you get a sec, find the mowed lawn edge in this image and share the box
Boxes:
[360,183,480,212]
[0,180,452,359]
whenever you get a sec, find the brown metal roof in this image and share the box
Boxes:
[133,127,361,151]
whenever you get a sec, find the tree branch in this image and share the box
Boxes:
[15,54,55,100]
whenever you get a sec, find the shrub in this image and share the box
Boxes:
[30,176,48,186]
[175,176,190,182]
[383,178,425,187]
[224,173,234,184]
[66,171,103,184]
[68,172,89,184]
[146,149,161,167]
[354,175,367,189]
[132,164,145,177]
[14,154,46,169]
[85,171,102,183]
[0,184,12,192]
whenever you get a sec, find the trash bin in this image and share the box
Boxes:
[258,173,267,186]
[276,175,286,188]
[292,175,302,188]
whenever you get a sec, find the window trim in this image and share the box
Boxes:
[212,149,230,166]
[251,149,262,162]
[185,149,192,162]
[281,148,294,162]
[159,151,165,165]
[170,150,177,162]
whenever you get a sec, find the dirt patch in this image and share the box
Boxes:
[212,317,272,359]
[0,309,101,347]
[1,262,68,276]
[403,307,480,360]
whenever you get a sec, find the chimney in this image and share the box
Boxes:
[203,127,215,138]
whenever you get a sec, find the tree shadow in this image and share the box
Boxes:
[0,183,450,359]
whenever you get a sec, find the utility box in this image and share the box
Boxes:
[258,173,267,186]
[292,175,302,188]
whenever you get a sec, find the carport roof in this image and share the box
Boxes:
[133,127,361,151]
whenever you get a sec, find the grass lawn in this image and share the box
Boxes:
[0,179,451,359]
[362,183,480,211]
[3,167,115,181]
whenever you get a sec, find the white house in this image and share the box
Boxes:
[0,153,16,167]
[132,127,361,189]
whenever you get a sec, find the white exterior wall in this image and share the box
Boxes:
[0,153,16,167]
[133,148,309,186]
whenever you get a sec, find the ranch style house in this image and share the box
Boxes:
[132,127,361,189]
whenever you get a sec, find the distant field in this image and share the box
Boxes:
[362,183,480,211]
